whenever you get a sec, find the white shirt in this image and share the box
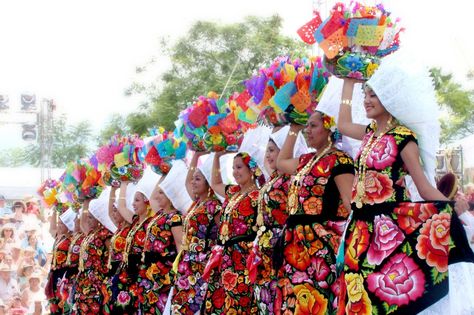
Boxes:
[0,276,19,301]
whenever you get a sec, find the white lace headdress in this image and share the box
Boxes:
[367,51,440,184]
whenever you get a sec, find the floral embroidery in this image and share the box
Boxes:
[367,253,426,306]
[171,198,221,315]
[276,151,354,315]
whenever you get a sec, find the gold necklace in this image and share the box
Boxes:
[66,232,84,266]
[181,199,207,250]
[219,184,256,243]
[78,227,100,272]
[354,117,396,208]
[106,223,130,270]
[52,234,67,269]
[287,143,333,215]
[255,172,282,236]
[123,216,149,264]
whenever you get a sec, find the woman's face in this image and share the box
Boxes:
[191,170,209,198]
[233,156,252,186]
[133,192,148,216]
[2,229,13,239]
[83,212,99,233]
[305,112,330,149]
[363,86,388,119]
[156,186,172,210]
[57,220,69,235]
[29,277,40,288]
[265,140,280,171]
[110,204,124,225]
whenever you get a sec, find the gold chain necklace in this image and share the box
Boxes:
[123,216,149,264]
[181,199,207,250]
[354,117,397,208]
[52,234,67,269]
[255,173,282,236]
[219,184,256,243]
[66,232,84,266]
[287,143,333,215]
[78,227,100,272]
[106,223,130,269]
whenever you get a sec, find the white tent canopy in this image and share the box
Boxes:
[0,167,64,201]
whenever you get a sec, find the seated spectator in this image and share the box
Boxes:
[8,294,28,315]
[24,197,41,218]
[0,195,12,216]
[21,271,45,313]
[27,234,47,267]
[0,223,16,248]
[0,299,6,315]
[17,263,34,290]
[0,263,19,302]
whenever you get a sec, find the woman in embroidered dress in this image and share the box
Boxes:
[138,166,185,314]
[202,151,264,315]
[62,208,85,314]
[273,112,355,315]
[111,175,158,314]
[46,209,73,314]
[246,126,302,315]
[170,152,222,315]
[336,53,474,315]
[102,185,133,315]
[72,192,114,315]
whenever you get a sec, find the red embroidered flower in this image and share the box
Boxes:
[238,197,254,216]
[311,154,337,178]
[272,209,288,226]
[363,171,394,204]
[366,215,405,265]
[284,241,311,271]
[222,269,238,291]
[367,253,426,306]
[303,196,323,215]
[395,202,438,235]
[211,287,225,309]
[345,221,370,271]
[365,135,398,170]
[416,212,450,272]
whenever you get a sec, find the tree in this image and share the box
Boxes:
[97,113,130,144]
[0,115,93,168]
[125,15,308,131]
[431,68,474,143]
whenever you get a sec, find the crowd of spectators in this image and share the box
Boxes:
[0,194,53,315]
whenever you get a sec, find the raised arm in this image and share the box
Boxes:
[186,151,206,199]
[338,78,367,140]
[108,186,120,226]
[276,124,304,174]
[210,152,227,198]
[117,182,134,224]
[401,141,447,201]
[80,199,91,233]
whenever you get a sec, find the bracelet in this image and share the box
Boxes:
[341,99,352,106]
[189,166,196,172]
[117,197,126,200]
[288,130,298,137]
[214,169,221,175]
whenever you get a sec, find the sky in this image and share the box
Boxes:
[1,0,473,150]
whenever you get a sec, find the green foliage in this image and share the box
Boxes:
[0,115,93,168]
[430,68,474,143]
[97,113,130,144]
[125,15,308,131]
